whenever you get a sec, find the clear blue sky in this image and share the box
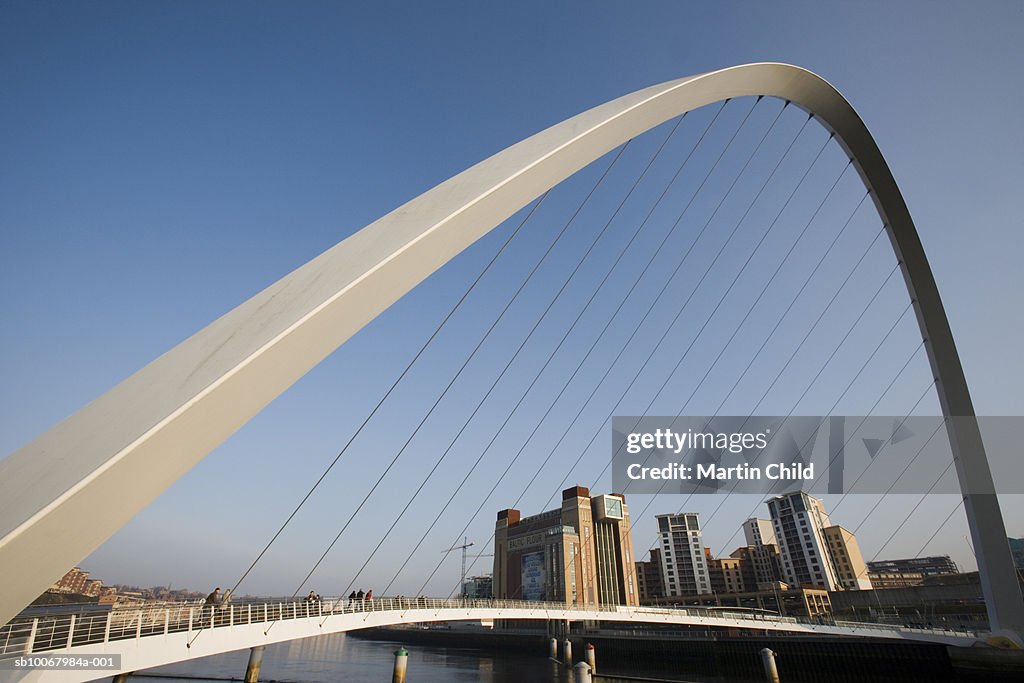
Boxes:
[1,1,1022,597]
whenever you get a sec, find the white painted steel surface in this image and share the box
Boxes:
[0,597,983,683]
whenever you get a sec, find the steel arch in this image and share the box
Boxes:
[1,62,1019,635]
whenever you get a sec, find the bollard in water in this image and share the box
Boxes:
[584,642,596,674]
[393,646,409,683]
[244,646,265,683]
[760,647,780,683]
[563,638,572,665]
[549,637,558,659]
[573,661,592,683]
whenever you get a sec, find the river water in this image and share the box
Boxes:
[137,632,744,682]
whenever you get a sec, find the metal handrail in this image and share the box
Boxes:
[0,596,980,658]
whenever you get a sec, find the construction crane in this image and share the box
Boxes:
[441,537,473,596]
[441,537,494,597]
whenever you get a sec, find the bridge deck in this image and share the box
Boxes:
[0,597,981,682]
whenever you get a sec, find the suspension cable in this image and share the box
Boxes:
[317,111,693,609]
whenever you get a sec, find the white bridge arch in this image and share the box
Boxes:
[0,62,1020,636]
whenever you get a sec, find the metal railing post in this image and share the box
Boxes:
[25,619,38,654]
[230,605,234,627]
[248,604,252,625]
[66,614,76,648]
[104,613,112,643]
[164,609,170,635]
[187,608,193,637]
[136,611,142,639]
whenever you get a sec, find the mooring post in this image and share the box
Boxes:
[243,646,265,683]
[563,638,572,665]
[760,648,780,683]
[392,646,408,683]
[584,642,596,673]
[549,637,558,659]
[573,661,592,683]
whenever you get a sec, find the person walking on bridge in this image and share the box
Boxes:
[356,589,364,610]
[204,587,221,624]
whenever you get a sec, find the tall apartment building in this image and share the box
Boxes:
[493,486,638,606]
[743,518,777,547]
[656,513,711,596]
[822,525,872,590]
[767,491,870,591]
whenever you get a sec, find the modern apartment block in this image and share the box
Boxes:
[767,491,871,591]
[656,513,711,596]
[822,525,873,590]
[743,518,777,547]
[492,486,638,606]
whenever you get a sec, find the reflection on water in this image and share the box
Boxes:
[143,632,578,683]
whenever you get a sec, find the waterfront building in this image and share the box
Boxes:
[656,513,711,596]
[767,492,871,592]
[708,556,746,594]
[654,585,832,618]
[866,555,960,578]
[822,525,873,590]
[462,575,492,598]
[743,518,777,547]
[730,544,783,588]
[636,548,664,602]
[767,492,837,590]
[50,567,93,595]
[868,570,925,589]
[492,486,638,606]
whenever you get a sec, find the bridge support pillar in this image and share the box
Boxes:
[244,646,265,683]
[760,648,780,683]
[392,646,408,683]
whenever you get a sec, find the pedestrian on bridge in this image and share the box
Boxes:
[204,587,221,607]
[356,589,365,610]
[348,591,357,610]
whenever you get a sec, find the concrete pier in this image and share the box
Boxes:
[244,646,265,683]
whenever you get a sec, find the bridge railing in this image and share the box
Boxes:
[0,596,979,658]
